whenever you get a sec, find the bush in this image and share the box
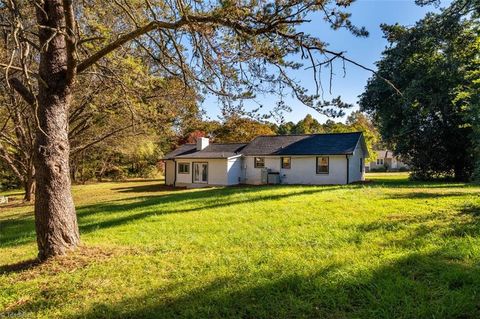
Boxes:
[103,166,126,181]
[0,165,21,190]
[370,167,387,172]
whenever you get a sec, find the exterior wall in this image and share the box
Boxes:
[243,155,349,185]
[243,156,281,185]
[174,158,231,187]
[227,157,242,185]
[366,150,409,171]
[165,160,175,186]
[348,142,365,183]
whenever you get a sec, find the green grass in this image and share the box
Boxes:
[1,173,480,318]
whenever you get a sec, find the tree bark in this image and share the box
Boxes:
[34,0,79,260]
[23,167,35,202]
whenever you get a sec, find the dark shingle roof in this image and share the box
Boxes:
[163,143,246,159]
[240,132,363,156]
[162,144,197,159]
[163,132,366,159]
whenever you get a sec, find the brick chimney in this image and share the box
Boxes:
[196,137,209,150]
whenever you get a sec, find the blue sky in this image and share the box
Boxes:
[202,0,451,124]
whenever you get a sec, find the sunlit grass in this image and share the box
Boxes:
[1,174,480,318]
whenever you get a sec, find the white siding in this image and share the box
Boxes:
[348,142,365,183]
[174,158,232,187]
[243,156,281,184]
[227,157,242,185]
[243,155,348,185]
[165,160,175,186]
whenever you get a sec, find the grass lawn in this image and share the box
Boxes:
[1,173,480,318]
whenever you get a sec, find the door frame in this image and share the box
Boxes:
[192,162,208,184]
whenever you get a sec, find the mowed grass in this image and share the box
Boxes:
[1,173,480,318]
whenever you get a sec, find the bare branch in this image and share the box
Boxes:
[8,78,36,105]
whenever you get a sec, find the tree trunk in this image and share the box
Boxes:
[34,0,79,260]
[23,172,35,202]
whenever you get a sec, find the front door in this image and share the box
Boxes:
[193,162,208,183]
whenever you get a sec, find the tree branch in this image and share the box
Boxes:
[77,14,305,73]
[70,124,134,155]
[8,78,36,105]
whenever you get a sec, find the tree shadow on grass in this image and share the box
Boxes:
[0,185,342,248]
[111,184,184,193]
[363,177,476,189]
[0,258,40,274]
[77,186,341,234]
[68,202,480,319]
[27,251,473,319]
[384,191,472,200]
[3,204,480,318]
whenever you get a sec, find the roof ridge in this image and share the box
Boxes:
[252,131,363,138]
[208,142,249,145]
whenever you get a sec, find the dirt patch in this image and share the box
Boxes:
[0,245,126,281]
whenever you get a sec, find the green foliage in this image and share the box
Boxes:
[213,115,275,142]
[0,162,20,191]
[360,4,480,181]
[1,174,480,317]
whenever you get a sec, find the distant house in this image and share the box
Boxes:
[163,132,369,187]
[365,150,409,172]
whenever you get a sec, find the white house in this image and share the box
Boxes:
[365,150,409,172]
[163,132,369,187]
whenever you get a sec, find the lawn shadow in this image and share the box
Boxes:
[37,250,478,319]
[363,175,476,189]
[0,184,342,248]
[0,258,40,274]
[384,191,470,200]
[3,202,480,318]
[111,184,184,193]
[77,185,342,234]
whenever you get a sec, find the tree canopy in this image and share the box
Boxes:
[360,0,480,181]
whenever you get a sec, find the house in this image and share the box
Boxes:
[365,150,409,172]
[163,132,369,187]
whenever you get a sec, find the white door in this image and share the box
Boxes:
[193,162,208,183]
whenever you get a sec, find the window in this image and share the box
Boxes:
[178,163,190,174]
[316,157,329,174]
[360,158,363,173]
[254,157,265,168]
[376,158,384,165]
[281,157,291,169]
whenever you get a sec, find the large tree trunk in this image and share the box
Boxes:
[34,0,79,260]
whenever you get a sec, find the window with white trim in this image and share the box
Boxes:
[316,157,329,174]
[178,163,190,174]
[281,157,291,169]
[254,157,265,168]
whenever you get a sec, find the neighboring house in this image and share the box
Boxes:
[365,150,409,172]
[163,132,368,187]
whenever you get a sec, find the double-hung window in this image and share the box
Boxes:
[178,163,190,174]
[316,157,329,174]
[281,157,291,169]
[254,157,265,168]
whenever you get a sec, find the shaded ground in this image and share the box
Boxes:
[1,173,480,318]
